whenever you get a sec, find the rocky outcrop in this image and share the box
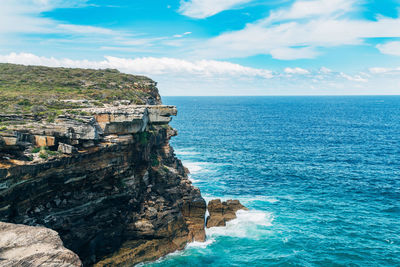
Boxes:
[206,199,248,228]
[0,104,206,266]
[0,221,82,267]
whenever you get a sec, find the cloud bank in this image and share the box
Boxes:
[194,0,400,60]
[0,52,273,79]
[1,52,398,96]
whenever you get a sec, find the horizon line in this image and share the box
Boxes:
[162,94,400,97]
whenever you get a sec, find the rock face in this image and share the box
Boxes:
[0,221,82,267]
[0,104,206,266]
[206,199,248,228]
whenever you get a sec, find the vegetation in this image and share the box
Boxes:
[150,154,159,167]
[0,63,160,116]
[138,132,149,145]
[31,147,41,153]
[36,146,59,159]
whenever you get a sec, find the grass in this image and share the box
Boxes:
[0,63,161,117]
[36,146,59,159]
[32,147,41,153]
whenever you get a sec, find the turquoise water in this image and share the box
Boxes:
[146,96,400,267]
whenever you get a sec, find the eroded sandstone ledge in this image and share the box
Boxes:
[0,104,206,266]
[0,221,82,267]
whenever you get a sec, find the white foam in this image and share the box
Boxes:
[206,209,274,239]
[137,249,185,266]
[186,238,215,249]
[183,161,205,174]
[174,148,200,156]
[242,195,280,204]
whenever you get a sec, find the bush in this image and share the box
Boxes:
[39,152,48,159]
[138,132,148,145]
[150,154,159,166]
[47,150,59,156]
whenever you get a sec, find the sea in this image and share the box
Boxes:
[144,96,400,267]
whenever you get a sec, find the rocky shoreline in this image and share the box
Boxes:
[0,104,247,266]
[0,64,247,266]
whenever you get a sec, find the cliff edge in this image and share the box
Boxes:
[0,64,206,266]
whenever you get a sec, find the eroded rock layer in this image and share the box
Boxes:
[206,199,248,228]
[0,105,206,266]
[0,221,82,267]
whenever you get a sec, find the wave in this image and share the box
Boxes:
[206,209,274,239]
[174,148,200,156]
[182,161,208,174]
[186,238,215,249]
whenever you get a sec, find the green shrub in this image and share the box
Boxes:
[39,152,48,159]
[32,147,41,153]
[150,154,159,166]
[138,132,148,145]
[47,150,59,156]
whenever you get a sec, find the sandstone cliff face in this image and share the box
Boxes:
[0,222,82,267]
[0,104,206,266]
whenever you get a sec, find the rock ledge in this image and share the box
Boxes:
[0,222,82,267]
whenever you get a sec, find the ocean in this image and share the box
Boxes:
[144,96,400,267]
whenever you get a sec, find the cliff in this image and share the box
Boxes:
[0,64,206,266]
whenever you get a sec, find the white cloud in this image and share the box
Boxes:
[0,0,88,35]
[173,32,192,38]
[265,0,356,23]
[340,72,368,82]
[284,67,310,74]
[0,1,184,50]
[0,52,398,95]
[0,52,273,79]
[376,41,400,56]
[178,0,253,19]
[194,0,400,59]
[270,47,319,60]
[369,67,400,74]
[57,24,117,35]
[369,67,391,74]
[319,66,332,73]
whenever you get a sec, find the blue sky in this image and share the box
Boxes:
[1,0,400,95]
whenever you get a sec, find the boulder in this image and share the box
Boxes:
[206,199,248,228]
[0,222,82,267]
[34,135,56,147]
[58,143,78,154]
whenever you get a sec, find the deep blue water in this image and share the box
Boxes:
[145,96,400,267]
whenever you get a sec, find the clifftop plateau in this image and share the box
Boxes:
[0,63,161,118]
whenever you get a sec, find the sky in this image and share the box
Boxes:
[1,0,400,95]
